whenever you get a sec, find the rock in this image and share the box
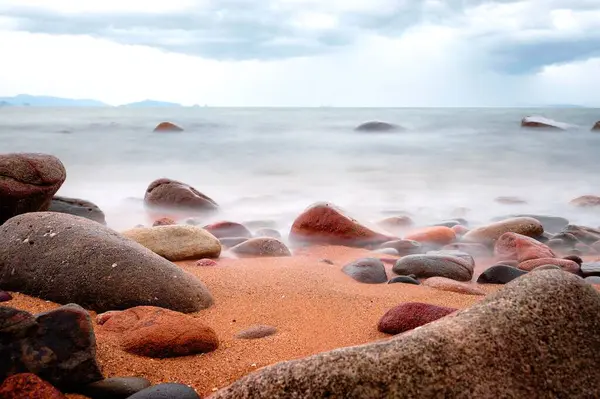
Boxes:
[403,226,456,246]
[342,258,387,284]
[451,225,469,236]
[100,306,219,358]
[208,270,600,398]
[0,153,66,225]
[442,243,490,257]
[0,212,213,313]
[570,195,600,208]
[0,290,11,302]
[392,254,473,281]
[81,377,151,399]
[121,225,221,261]
[152,217,176,226]
[462,217,543,246]
[520,115,569,130]
[422,277,485,296]
[518,258,579,273]
[592,121,600,131]
[531,264,561,272]
[476,265,527,284]
[49,196,106,225]
[547,239,569,251]
[320,259,334,265]
[563,255,583,266]
[377,302,457,335]
[494,196,527,205]
[354,121,401,132]
[494,232,555,262]
[552,231,580,245]
[153,122,183,132]
[431,220,461,228]
[219,237,249,248]
[96,311,120,325]
[144,178,218,215]
[388,275,420,285]
[510,215,568,233]
[236,325,277,340]
[204,221,252,239]
[195,259,218,267]
[372,247,399,256]
[0,373,67,399]
[497,260,519,267]
[581,262,600,277]
[230,238,291,258]
[585,276,600,284]
[562,225,600,244]
[289,202,395,248]
[378,240,422,256]
[376,216,413,232]
[127,383,200,399]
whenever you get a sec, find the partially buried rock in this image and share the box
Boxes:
[236,325,277,340]
[204,221,252,239]
[144,178,218,215]
[388,276,420,285]
[378,302,457,335]
[477,264,527,284]
[518,258,579,274]
[422,277,485,296]
[393,253,473,282]
[520,115,569,130]
[462,217,543,246]
[378,240,422,256]
[127,383,200,399]
[0,153,66,225]
[100,306,218,358]
[230,237,291,258]
[562,225,600,244]
[354,121,401,132]
[494,232,555,262]
[289,202,395,248]
[153,122,183,132]
[404,226,456,246]
[0,212,213,313]
[0,373,67,399]
[570,195,600,208]
[342,258,387,284]
[121,225,221,261]
[531,264,561,272]
[152,217,176,226]
[49,196,106,225]
[81,377,152,399]
[0,290,11,302]
[208,270,600,398]
[196,259,218,267]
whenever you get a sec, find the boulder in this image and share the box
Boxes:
[48,196,106,225]
[518,258,579,274]
[422,277,485,296]
[0,153,66,225]
[562,225,600,244]
[208,271,600,398]
[570,195,600,208]
[153,122,183,132]
[0,373,67,399]
[520,115,569,130]
[492,214,568,234]
[204,221,252,239]
[387,275,420,285]
[0,212,213,313]
[354,121,401,132]
[378,302,457,335]
[494,232,555,262]
[100,306,219,358]
[592,121,600,131]
[393,254,474,282]
[144,178,218,215]
[378,240,422,256]
[462,217,543,246]
[342,258,387,284]
[121,225,221,261]
[128,383,200,399]
[236,325,277,340]
[289,202,395,248]
[230,238,292,258]
[81,377,152,399]
[403,226,456,246]
[476,265,527,284]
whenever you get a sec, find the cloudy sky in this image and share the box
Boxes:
[0,0,599,106]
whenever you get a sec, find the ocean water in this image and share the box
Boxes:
[2,107,600,232]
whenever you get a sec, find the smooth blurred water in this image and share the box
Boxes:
[1,106,600,231]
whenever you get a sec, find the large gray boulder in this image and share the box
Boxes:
[210,270,600,398]
[0,212,213,313]
[49,196,106,225]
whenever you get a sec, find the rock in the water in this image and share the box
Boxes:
[354,121,401,132]
[494,232,555,262]
[477,264,527,284]
[493,214,568,234]
[101,306,218,358]
[494,196,527,205]
[49,196,106,225]
[342,258,387,284]
[204,221,252,239]
[521,115,569,130]
[0,373,67,399]
[442,243,490,257]
[0,153,66,225]
[462,217,543,246]
[152,217,176,226]
[0,290,11,302]
[562,225,600,244]
[570,195,600,208]
[236,325,277,340]
[209,271,600,398]
[378,240,422,256]
[153,122,183,132]
[0,212,213,313]
[81,377,152,399]
[422,277,485,296]
[253,228,281,239]
[581,262,600,277]
[144,178,218,215]
[121,225,221,261]
[404,226,456,246]
[518,258,579,273]
[289,202,395,248]
[377,302,457,335]
[592,121,600,131]
[387,276,420,285]
[393,254,473,281]
[127,383,200,399]
[230,237,291,258]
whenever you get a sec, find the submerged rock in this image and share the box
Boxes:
[354,121,402,132]
[153,122,183,132]
[144,178,218,215]
[204,221,252,239]
[570,195,600,208]
[462,217,543,246]
[592,121,600,131]
[521,115,569,130]
[494,232,555,262]
[49,196,106,225]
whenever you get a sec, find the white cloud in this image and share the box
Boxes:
[0,0,198,14]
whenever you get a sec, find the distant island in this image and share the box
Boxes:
[0,94,108,107]
[120,99,182,107]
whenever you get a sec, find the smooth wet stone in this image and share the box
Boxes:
[81,377,152,399]
[521,115,569,130]
[236,325,277,340]
[0,290,11,302]
[144,178,218,215]
[378,240,422,256]
[393,254,473,282]
[552,231,579,245]
[219,237,249,248]
[230,237,292,258]
[570,195,600,208]
[373,247,399,256]
[518,258,579,274]
[404,226,456,246]
[378,302,456,335]
[342,258,387,284]
[387,276,420,285]
[494,232,555,262]
[153,122,183,132]
[563,255,583,266]
[204,221,252,239]
[463,217,543,246]
[585,276,600,284]
[477,265,527,284]
[493,214,568,234]
[581,262,600,277]
[592,121,600,131]
[152,217,176,226]
[562,225,600,244]
[49,196,106,225]
[253,228,281,239]
[422,277,485,296]
[0,373,67,399]
[128,383,200,399]
[354,121,402,132]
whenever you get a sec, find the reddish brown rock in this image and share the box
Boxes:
[96,311,120,325]
[152,217,176,226]
[495,196,527,205]
[521,115,568,130]
[0,373,67,399]
[462,217,543,246]
[230,237,291,258]
[422,277,485,296]
[204,221,252,239]
[404,226,456,246]
[518,258,579,273]
[377,302,456,335]
[592,121,600,131]
[195,258,218,267]
[101,306,218,358]
[144,178,218,215]
[570,195,600,208]
[153,122,183,132]
[49,196,106,225]
[0,153,66,224]
[236,325,277,340]
[376,216,414,232]
[289,202,395,248]
[494,232,555,262]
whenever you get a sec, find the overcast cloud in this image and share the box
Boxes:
[0,0,599,106]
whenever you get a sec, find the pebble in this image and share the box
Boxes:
[236,325,278,340]
[342,258,388,284]
[477,265,527,284]
[126,383,200,399]
[387,276,420,285]
[81,377,152,399]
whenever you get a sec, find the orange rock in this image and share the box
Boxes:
[153,122,183,132]
[592,121,600,131]
[404,226,456,246]
[0,373,66,399]
[570,195,600,208]
[422,277,485,296]
[204,221,252,239]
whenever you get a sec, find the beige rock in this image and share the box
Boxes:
[462,217,543,246]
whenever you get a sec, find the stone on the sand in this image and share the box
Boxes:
[518,257,579,273]
[422,277,485,296]
[494,232,555,262]
[373,247,399,256]
[230,237,291,258]
[493,214,568,234]
[289,202,395,248]
[520,115,569,130]
[144,178,218,214]
[376,216,413,232]
[204,221,252,239]
[152,217,176,226]
[581,262,600,277]
[476,264,527,284]
[462,217,543,246]
[0,290,11,302]
[100,306,218,358]
[0,212,213,313]
[196,259,218,267]
[354,121,401,132]
[387,276,420,285]
[253,228,281,239]
[236,325,277,340]
[0,373,67,399]
[377,302,457,335]
[0,153,66,225]
[378,240,422,256]
[153,122,183,132]
[393,253,473,282]
[592,121,600,131]
[443,243,490,257]
[121,225,221,261]
[209,271,600,398]
[403,226,456,246]
[49,196,106,225]
[127,383,200,399]
[342,258,387,284]
[585,276,600,284]
[81,377,152,399]
[570,195,600,208]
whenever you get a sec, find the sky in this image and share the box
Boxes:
[0,0,599,106]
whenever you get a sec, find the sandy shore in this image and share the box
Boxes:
[3,245,579,397]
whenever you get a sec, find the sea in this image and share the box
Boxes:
[2,107,600,232]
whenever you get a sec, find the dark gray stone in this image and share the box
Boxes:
[127,383,200,399]
[388,276,420,285]
[0,290,11,302]
[81,377,151,399]
[477,265,527,284]
[219,237,249,248]
[354,121,401,132]
[342,258,387,284]
[393,254,473,281]
[49,196,106,225]
[581,262,600,277]
[378,240,422,256]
